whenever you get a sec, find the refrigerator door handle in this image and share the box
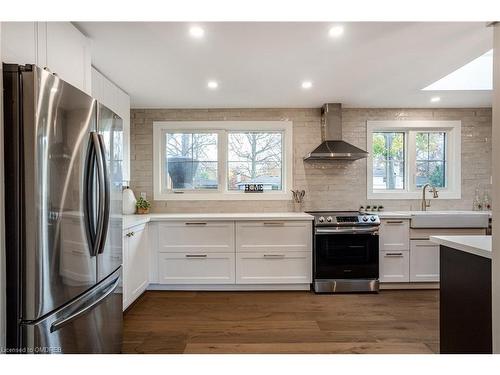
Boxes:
[83,134,97,256]
[92,132,107,257]
[96,134,110,255]
[50,275,120,333]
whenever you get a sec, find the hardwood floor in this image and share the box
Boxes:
[123,290,439,354]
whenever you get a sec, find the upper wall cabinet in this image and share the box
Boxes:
[91,67,131,181]
[1,22,91,94]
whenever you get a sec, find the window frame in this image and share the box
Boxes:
[153,121,293,201]
[366,121,461,200]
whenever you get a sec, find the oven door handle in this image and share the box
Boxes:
[315,227,379,235]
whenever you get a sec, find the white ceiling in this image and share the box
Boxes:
[75,22,493,108]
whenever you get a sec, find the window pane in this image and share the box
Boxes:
[373,160,405,190]
[372,132,405,190]
[228,132,283,191]
[428,133,445,160]
[165,132,218,190]
[415,132,446,189]
[416,132,429,160]
[193,161,218,189]
[167,133,193,158]
[416,161,446,188]
[192,133,218,161]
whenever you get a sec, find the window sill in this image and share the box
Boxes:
[154,192,292,201]
[367,190,461,200]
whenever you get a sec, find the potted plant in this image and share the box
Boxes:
[136,196,151,214]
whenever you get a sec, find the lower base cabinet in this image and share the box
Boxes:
[150,219,313,288]
[410,240,440,282]
[123,224,149,310]
[236,251,311,284]
[379,250,410,282]
[158,252,235,284]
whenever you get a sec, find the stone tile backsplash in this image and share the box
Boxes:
[130,107,492,213]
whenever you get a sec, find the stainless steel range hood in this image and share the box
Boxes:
[304,103,369,161]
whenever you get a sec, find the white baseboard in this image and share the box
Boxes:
[147,283,438,292]
[147,283,312,291]
[380,282,439,290]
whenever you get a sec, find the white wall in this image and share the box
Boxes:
[0,21,6,350]
[492,24,500,354]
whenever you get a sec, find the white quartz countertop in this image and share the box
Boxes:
[123,212,314,230]
[376,210,491,219]
[430,235,492,259]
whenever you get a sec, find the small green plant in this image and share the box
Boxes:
[136,197,151,210]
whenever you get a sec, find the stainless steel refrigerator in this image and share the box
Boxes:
[3,64,123,353]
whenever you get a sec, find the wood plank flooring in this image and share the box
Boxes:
[123,290,439,354]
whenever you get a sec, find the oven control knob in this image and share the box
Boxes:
[370,216,376,221]
[362,216,368,222]
[318,216,325,223]
[326,216,333,222]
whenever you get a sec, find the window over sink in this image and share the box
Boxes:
[367,121,461,199]
[153,121,292,200]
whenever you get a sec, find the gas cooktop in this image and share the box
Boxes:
[306,210,380,227]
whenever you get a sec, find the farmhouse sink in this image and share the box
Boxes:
[410,211,489,228]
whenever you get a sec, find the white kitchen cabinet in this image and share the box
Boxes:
[379,250,410,283]
[157,252,235,284]
[236,221,312,253]
[379,219,410,251]
[1,22,91,94]
[44,22,91,94]
[157,221,235,253]
[91,67,131,181]
[1,22,39,64]
[123,224,149,310]
[409,240,440,282]
[236,251,311,284]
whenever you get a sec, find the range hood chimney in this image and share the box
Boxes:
[304,103,369,161]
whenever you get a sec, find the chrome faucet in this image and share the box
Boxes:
[421,183,439,211]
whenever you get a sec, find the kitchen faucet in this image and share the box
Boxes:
[421,183,439,211]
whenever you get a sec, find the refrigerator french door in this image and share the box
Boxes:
[3,64,123,353]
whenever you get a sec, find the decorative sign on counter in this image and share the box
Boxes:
[244,184,264,193]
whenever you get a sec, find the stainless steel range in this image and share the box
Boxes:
[307,211,381,293]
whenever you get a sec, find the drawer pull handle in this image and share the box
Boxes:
[185,222,207,226]
[185,254,208,258]
[263,254,286,258]
[386,221,404,224]
[263,222,285,226]
[385,252,404,257]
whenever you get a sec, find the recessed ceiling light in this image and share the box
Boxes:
[328,26,344,38]
[430,96,441,103]
[207,80,218,89]
[189,26,205,38]
[301,81,313,89]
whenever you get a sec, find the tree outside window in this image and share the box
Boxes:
[372,132,405,190]
[415,132,446,188]
[227,132,283,191]
[166,132,218,190]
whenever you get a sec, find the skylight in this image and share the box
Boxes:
[422,49,492,91]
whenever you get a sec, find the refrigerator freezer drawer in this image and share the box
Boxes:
[20,268,123,354]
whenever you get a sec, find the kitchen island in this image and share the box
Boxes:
[430,235,492,354]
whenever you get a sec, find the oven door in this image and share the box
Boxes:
[314,227,379,279]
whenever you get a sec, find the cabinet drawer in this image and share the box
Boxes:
[379,219,410,251]
[158,252,235,284]
[158,221,235,253]
[410,240,440,282]
[236,221,312,253]
[379,250,409,283]
[236,251,312,284]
